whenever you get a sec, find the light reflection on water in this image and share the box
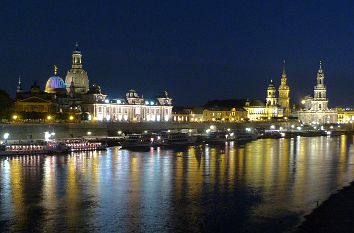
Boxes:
[1,136,354,232]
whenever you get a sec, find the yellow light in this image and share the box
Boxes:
[12,115,18,120]
[47,115,52,120]
[69,116,74,121]
[301,100,306,105]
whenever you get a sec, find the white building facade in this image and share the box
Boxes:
[298,62,337,124]
[82,89,173,122]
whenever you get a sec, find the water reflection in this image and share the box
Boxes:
[1,136,354,232]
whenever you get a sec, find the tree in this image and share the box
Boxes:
[0,89,14,119]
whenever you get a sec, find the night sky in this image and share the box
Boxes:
[1,1,354,106]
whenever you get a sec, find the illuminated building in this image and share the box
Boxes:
[243,79,284,121]
[265,80,283,118]
[172,107,203,122]
[14,44,173,122]
[202,99,247,122]
[44,65,67,94]
[243,99,267,121]
[298,62,337,124]
[83,89,173,122]
[335,107,354,123]
[203,108,246,122]
[278,61,291,116]
[15,81,57,113]
[65,43,89,94]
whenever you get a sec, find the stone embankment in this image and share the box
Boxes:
[296,181,354,233]
[0,121,292,140]
[0,121,351,140]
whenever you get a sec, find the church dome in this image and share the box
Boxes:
[65,43,89,94]
[267,80,276,90]
[45,76,66,93]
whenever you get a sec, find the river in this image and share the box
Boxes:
[1,136,354,232]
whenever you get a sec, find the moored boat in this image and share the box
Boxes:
[234,130,259,143]
[120,134,154,149]
[156,131,197,146]
[60,138,107,152]
[204,131,235,144]
[0,141,70,156]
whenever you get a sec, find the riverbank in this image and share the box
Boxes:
[0,121,290,140]
[296,181,354,233]
[0,121,351,140]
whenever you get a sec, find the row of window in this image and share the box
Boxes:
[97,106,169,115]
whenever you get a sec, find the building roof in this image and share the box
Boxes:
[204,99,247,110]
[248,100,266,107]
[45,76,66,93]
[87,84,103,94]
[173,106,204,114]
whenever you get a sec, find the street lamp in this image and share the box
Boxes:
[44,131,51,141]
[3,133,9,140]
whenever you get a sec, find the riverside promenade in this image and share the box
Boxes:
[296,181,354,233]
[0,121,294,140]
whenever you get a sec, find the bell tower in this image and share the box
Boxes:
[311,61,328,111]
[72,42,83,69]
[65,42,89,94]
[278,60,290,116]
[266,80,277,107]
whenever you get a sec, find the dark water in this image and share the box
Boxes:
[1,136,354,233]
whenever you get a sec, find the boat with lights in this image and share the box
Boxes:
[204,131,235,144]
[155,131,198,146]
[0,141,70,156]
[60,138,107,152]
[120,134,155,149]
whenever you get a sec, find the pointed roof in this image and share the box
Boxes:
[17,75,23,93]
[54,65,58,75]
[318,61,323,73]
[74,41,80,52]
[282,60,286,76]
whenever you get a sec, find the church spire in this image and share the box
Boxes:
[16,75,23,93]
[316,61,325,86]
[72,43,83,69]
[318,60,323,73]
[282,60,286,76]
[75,41,80,51]
[54,65,58,75]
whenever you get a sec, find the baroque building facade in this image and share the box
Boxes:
[298,62,337,124]
[82,89,173,122]
[65,43,89,94]
[265,80,283,118]
[14,44,173,122]
[278,61,290,116]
